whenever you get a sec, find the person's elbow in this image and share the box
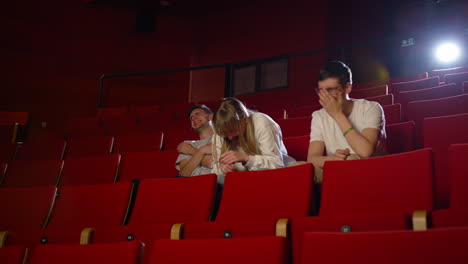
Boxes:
[356,148,374,159]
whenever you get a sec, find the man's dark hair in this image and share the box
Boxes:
[186,104,213,118]
[318,61,353,87]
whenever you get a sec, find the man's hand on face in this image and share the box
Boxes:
[319,89,344,119]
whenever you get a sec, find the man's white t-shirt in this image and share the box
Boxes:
[309,99,386,156]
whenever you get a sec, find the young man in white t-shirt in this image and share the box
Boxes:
[307,61,386,183]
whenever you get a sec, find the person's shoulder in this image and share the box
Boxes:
[312,108,326,118]
[252,111,274,123]
[354,99,381,109]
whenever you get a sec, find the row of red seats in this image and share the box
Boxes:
[3,227,468,264]
[1,146,467,263]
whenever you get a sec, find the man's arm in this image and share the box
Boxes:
[334,115,380,158]
[178,144,212,176]
[307,141,349,168]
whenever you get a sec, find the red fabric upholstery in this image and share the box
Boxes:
[320,149,434,216]
[432,208,468,228]
[0,124,18,144]
[301,228,468,264]
[398,83,462,120]
[15,139,66,161]
[129,174,216,225]
[0,112,29,126]
[162,129,198,150]
[30,241,143,264]
[292,212,411,264]
[127,105,160,119]
[27,129,66,142]
[351,85,388,99]
[159,102,195,121]
[119,150,179,181]
[65,136,114,158]
[406,93,468,148]
[66,117,105,139]
[217,164,314,221]
[364,94,394,106]
[445,72,468,88]
[184,219,279,239]
[382,103,401,125]
[113,132,163,154]
[385,121,414,154]
[391,76,440,93]
[276,116,312,138]
[0,162,6,183]
[102,116,146,136]
[283,136,309,161]
[258,107,286,120]
[97,107,128,119]
[0,246,27,264]
[449,144,468,208]
[423,115,468,209]
[287,105,321,119]
[390,72,428,84]
[0,143,17,162]
[149,236,288,264]
[431,66,468,82]
[2,160,64,188]
[0,186,57,246]
[60,154,121,186]
[352,80,385,90]
[43,181,132,244]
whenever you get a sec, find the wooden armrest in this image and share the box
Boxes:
[80,228,95,245]
[412,210,428,231]
[170,223,184,240]
[275,219,289,238]
[0,231,10,247]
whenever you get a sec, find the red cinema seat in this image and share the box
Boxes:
[15,139,66,161]
[291,212,412,264]
[0,143,17,162]
[364,94,394,106]
[97,107,128,119]
[183,164,314,239]
[27,129,66,142]
[351,85,388,99]
[0,186,57,247]
[382,103,401,125]
[2,160,64,188]
[385,121,415,154]
[0,112,29,126]
[148,236,287,264]
[119,150,179,181]
[41,181,133,244]
[287,105,321,119]
[90,175,217,252]
[301,228,468,264]
[30,241,143,264]
[320,149,434,216]
[162,129,198,150]
[398,83,462,120]
[113,132,163,154]
[127,105,160,119]
[102,116,146,136]
[276,116,312,138]
[406,93,468,148]
[283,136,309,161]
[59,154,121,186]
[352,80,385,90]
[391,76,440,94]
[0,162,6,184]
[445,72,468,88]
[0,246,27,264]
[65,136,114,158]
[66,117,105,139]
[389,72,428,84]
[431,66,468,82]
[0,123,19,144]
[424,115,468,209]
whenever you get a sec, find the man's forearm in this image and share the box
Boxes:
[334,114,375,158]
[179,150,206,176]
[308,155,335,169]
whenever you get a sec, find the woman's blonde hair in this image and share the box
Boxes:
[213,98,258,156]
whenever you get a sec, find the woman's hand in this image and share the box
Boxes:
[220,150,249,165]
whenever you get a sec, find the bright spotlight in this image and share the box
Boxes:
[435,43,461,63]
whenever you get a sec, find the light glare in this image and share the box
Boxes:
[435,43,461,63]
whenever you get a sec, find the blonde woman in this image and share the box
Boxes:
[211,97,294,182]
